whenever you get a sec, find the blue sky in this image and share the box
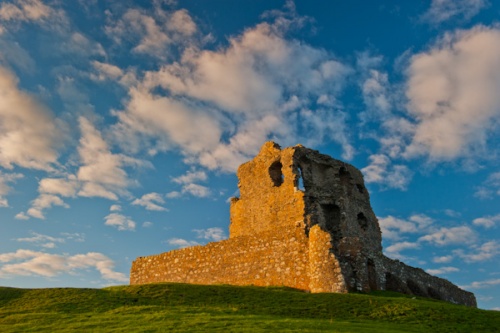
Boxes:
[0,0,499,310]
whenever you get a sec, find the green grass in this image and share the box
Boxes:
[0,283,498,332]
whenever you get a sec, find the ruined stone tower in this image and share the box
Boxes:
[130,142,476,307]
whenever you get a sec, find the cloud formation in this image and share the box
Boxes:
[0,66,61,170]
[404,26,500,161]
[15,232,64,249]
[104,212,136,231]
[473,214,500,229]
[166,238,199,248]
[105,6,197,59]
[193,227,226,242]
[132,192,167,211]
[422,0,488,24]
[112,7,354,172]
[0,171,22,207]
[361,154,413,190]
[0,249,127,282]
[426,266,460,275]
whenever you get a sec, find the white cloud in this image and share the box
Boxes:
[76,117,128,199]
[112,9,354,172]
[15,232,64,248]
[105,7,197,58]
[433,255,454,263]
[426,266,459,275]
[91,61,125,81]
[357,52,392,123]
[385,241,420,257]
[181,183,211,198]
[166,191,181,199]
[172,170,207,185]
[167,238,199,248]
[132,192,167,211]
[104,213,136,231]
[464,278,500,289]
[24,115,143,217]
[0,171,23,207]
[361,154,413,190]
[0,0,68,38]
[454,241,500,263]
[63,32,105,57]
[0,66,61,170]
[142,221,153,228]
[74,117,150,201]
[404,26,500,161]
[379,214,434,241]
[14,212,29,220]
[0,0,60,23]
[422,0,488,24]
[473,214,500,229]
[193,227,226,242]
[26,194,68,219]
[110,204,122,212]
[475,172,500,199]
[38,177,79,197]
[419,226,476,246]
[379,216,419,240]
[0,249,127,282]
[60,232,85,242]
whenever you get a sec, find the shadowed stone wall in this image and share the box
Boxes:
[130,142,476,307]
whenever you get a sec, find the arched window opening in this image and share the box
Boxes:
[357,212,368,231]
[296,166,305,191]
[269,161,284,187]
[339,166,351,187]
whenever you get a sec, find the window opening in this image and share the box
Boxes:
[357,212,368,231]
[269,161,284,187]
[296,166,305,191]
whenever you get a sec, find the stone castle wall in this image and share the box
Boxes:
[131,222,311,289]
[130,142,476,307]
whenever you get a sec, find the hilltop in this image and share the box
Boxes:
[0,283,498,332]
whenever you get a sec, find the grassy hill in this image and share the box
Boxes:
[0,283,498,332]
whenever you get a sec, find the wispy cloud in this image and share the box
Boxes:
[418,226,476,246]
[453,241,500,263]
[15,232,65,248]
[474,172,500,199]
[166,238,199,248]
[426,266,459,275]
[404,26,500,161]
[0,171,23,207]
[132,192,167,211]
[0,249,127,282]
[473,214,500,229]
[111,4,354,172]
[104,212,136,231]
[105,6,197,59]
[168,170,211,198]
[0,66,61,171]
[361,154,413,190]
[0,0,67,33]
[193,227,226,242]
[421,0,488,25]
[26,194,68,219]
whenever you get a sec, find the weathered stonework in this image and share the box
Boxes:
[131,142,476,307]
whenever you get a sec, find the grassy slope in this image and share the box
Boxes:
[0,283,498,332]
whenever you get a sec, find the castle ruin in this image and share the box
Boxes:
[130,142,476,307]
